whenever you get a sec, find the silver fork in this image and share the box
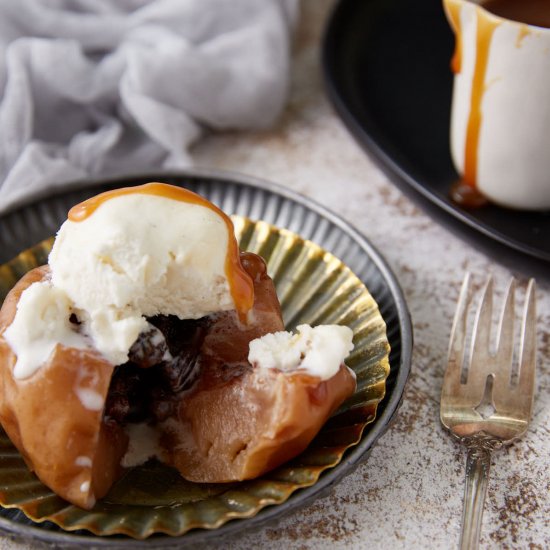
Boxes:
[440,274,537,550]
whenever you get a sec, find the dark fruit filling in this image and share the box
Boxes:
[104,315,209,425]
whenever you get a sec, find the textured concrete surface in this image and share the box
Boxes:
[1,0,549,548]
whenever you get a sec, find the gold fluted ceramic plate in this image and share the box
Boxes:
[0,216,390,540]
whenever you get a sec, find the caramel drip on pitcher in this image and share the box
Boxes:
[69,183,255,321]
[446,1,463,74]
[463,12,502,188]
[515,24,531,48]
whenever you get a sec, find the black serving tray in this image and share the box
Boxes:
[323,0,550,279]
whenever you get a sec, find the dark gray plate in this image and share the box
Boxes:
[0,170,412,548]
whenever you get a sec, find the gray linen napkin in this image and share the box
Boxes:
[0,0,298,214]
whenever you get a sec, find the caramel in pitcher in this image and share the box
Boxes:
[481,0,550,28]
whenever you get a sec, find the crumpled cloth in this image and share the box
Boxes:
[0,0,298,214]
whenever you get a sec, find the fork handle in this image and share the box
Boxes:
[460,445,491,550]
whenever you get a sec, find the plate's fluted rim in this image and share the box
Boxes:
[0,169,412,548]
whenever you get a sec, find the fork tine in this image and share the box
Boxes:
[494,278,515,383]
[468,276,494,386]
[444,272,472,388]
[517,279,537,403]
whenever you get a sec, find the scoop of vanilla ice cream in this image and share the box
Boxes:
[248,324,355,381]
[50,194,233,318]
[45,193,236,365]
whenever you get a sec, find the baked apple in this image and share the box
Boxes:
[0,183,356,509]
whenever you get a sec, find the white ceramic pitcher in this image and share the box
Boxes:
[443,0,550,210]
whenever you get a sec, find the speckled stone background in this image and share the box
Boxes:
[1,1,549,549]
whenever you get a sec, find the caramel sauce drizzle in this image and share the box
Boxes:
[515,24,531,48]
[449,179,488,208]
[463,11,502,188]
[69,182,254,321]
[446,1,463,74]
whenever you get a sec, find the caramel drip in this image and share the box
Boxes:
[446,0,463,73]
[449,179,488,208]
[463,11,502,188]
[68,183,254,321]
[516,24,531,48]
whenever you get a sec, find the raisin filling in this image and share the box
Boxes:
[104,315,209,425]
